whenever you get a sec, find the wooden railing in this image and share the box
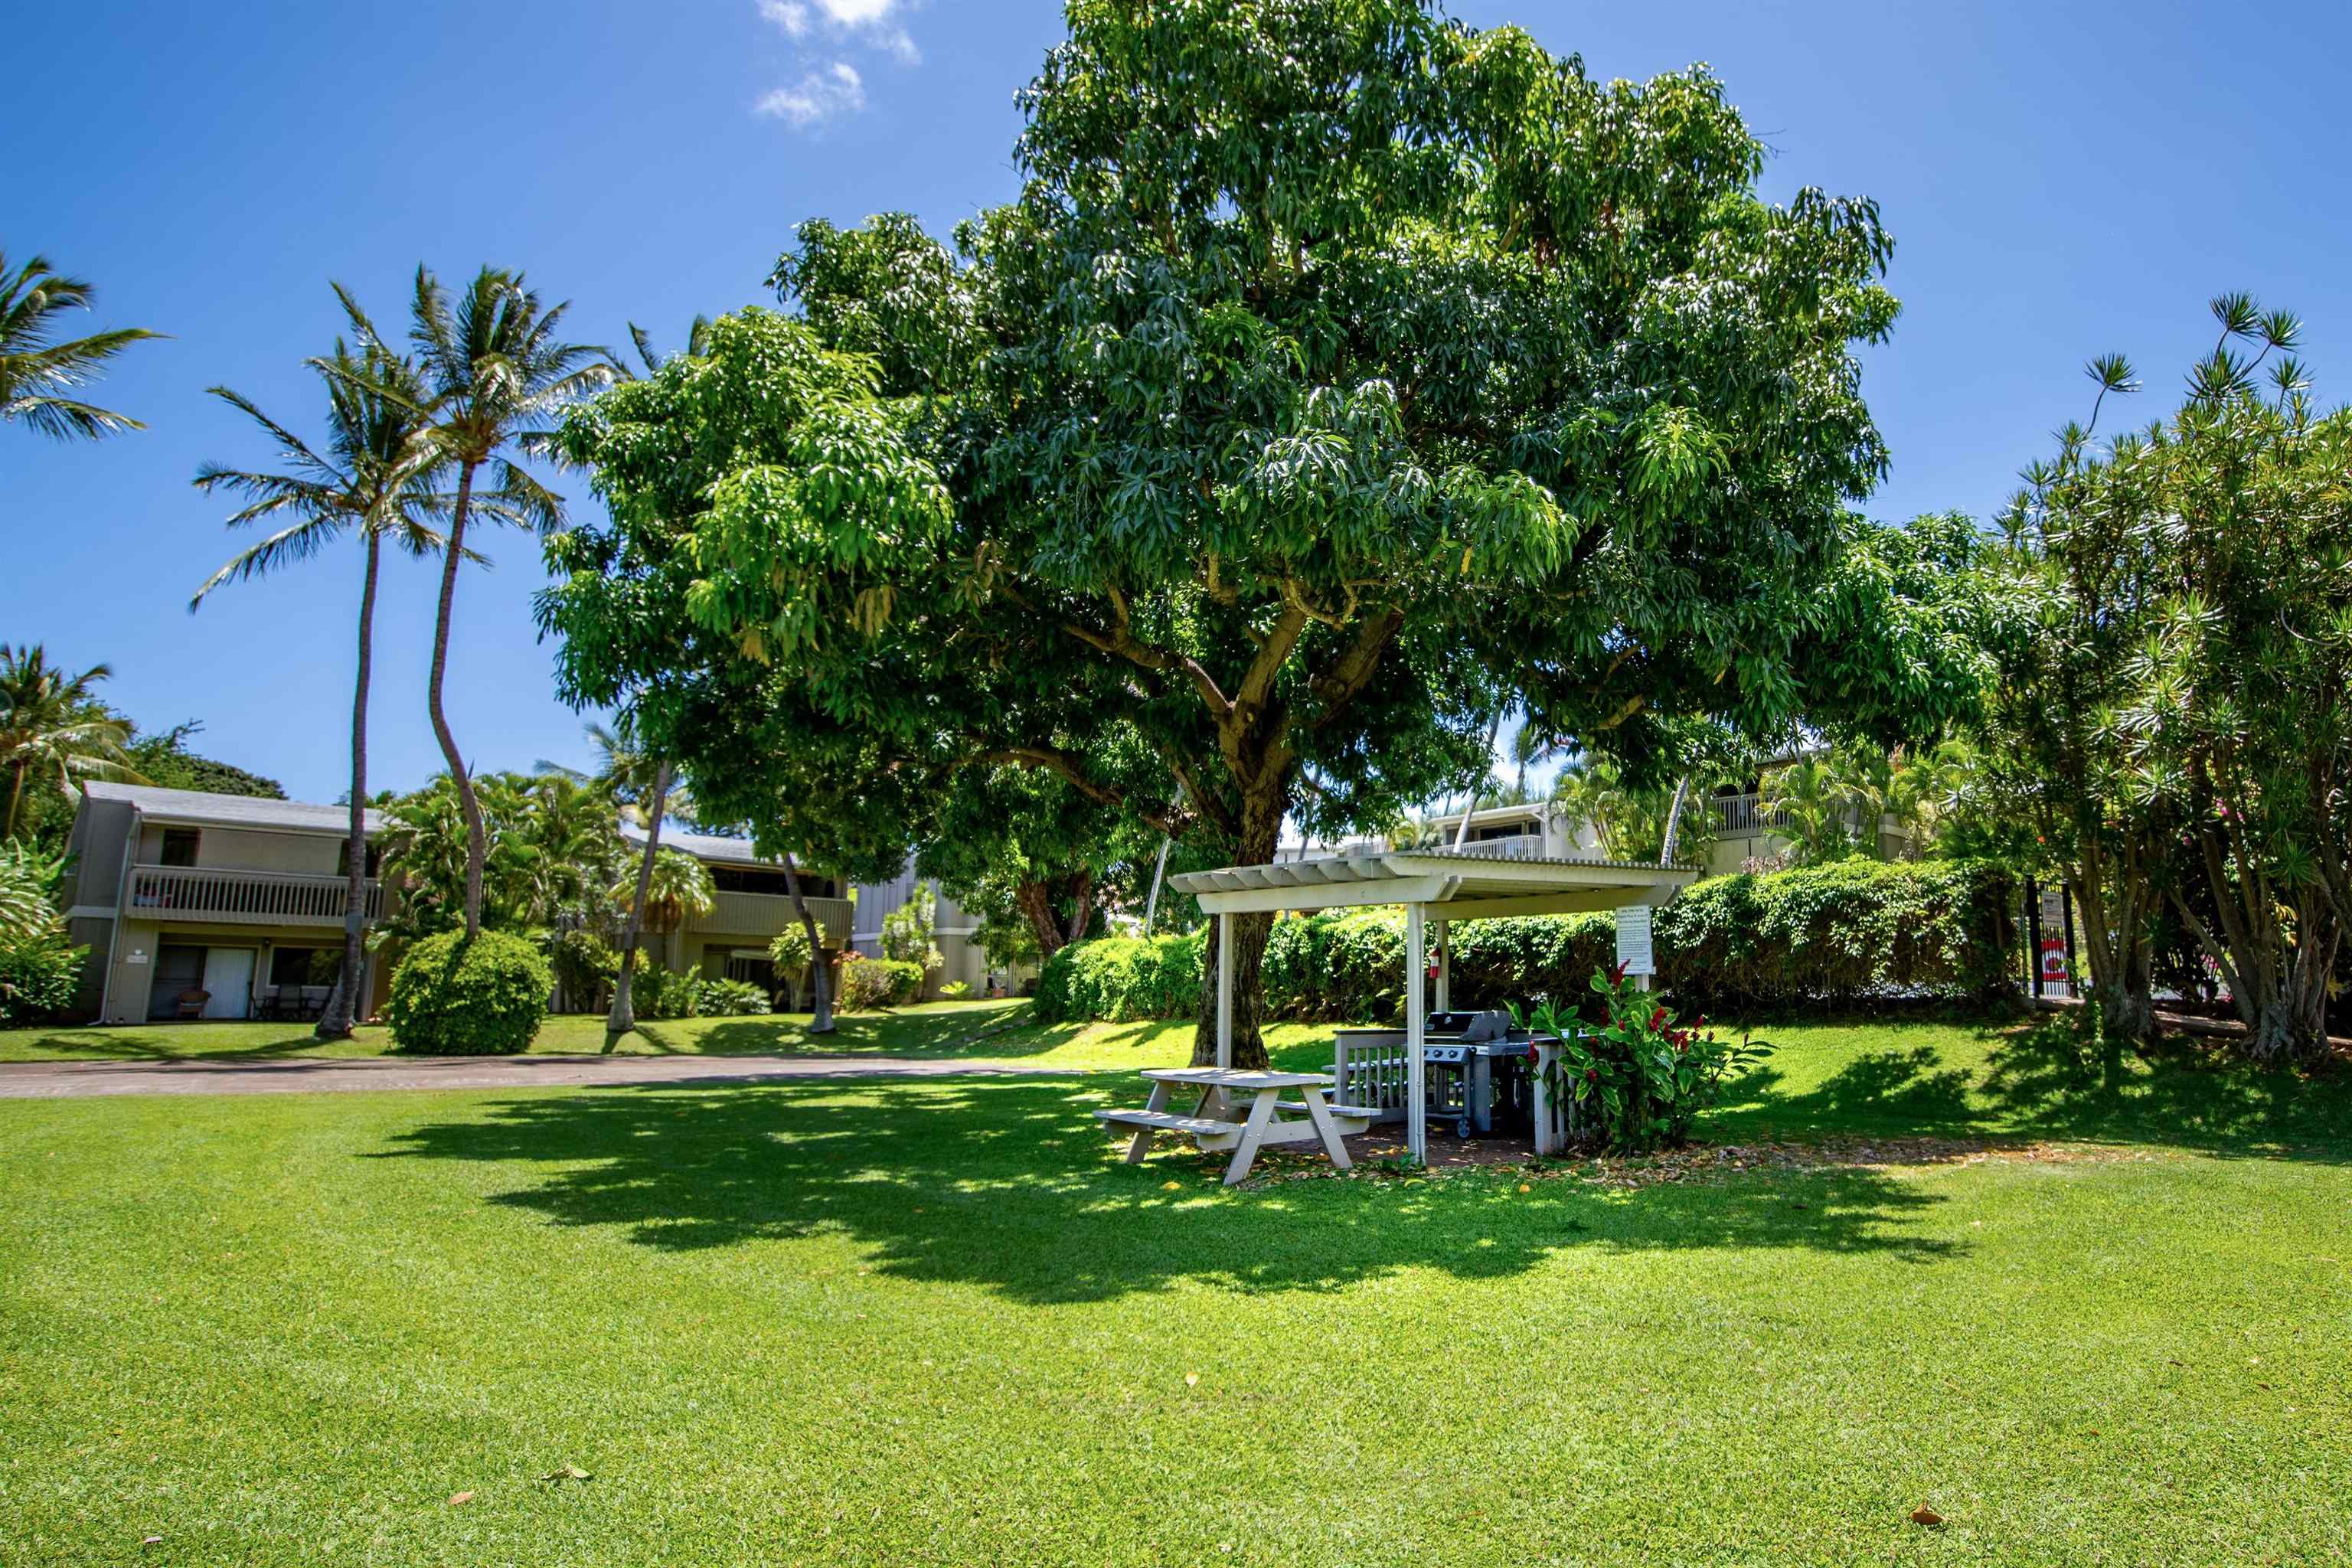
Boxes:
[126,864,383,928]
[693,891,853,943]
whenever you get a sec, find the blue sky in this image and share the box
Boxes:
[5,1,2347,805]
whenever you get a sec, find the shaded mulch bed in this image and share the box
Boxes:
[1204,1129,2171,1189]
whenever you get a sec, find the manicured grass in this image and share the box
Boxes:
[2,1015,2347,1565]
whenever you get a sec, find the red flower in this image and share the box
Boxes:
[1584,1067,1599,1082]
[1607,960,1628,984]
[1648,1005,1668,1033]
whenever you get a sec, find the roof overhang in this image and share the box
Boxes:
[1168,852,1690,917]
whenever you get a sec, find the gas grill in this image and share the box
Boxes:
[1421,1011,1549,1139]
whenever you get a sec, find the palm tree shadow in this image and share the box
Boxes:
[373,1076,1961,1304]
[8,1026,340,1063]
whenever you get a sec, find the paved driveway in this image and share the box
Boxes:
[0,1054,1079,1099]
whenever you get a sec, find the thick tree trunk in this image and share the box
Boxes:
[1014,878,1067,959]
[1063,867,1096,946]
[607,760,671,1041]
[426,462,487,939]
[782,851,834,1034]
[316,533,382,1040]
[1189,790,1286,1070]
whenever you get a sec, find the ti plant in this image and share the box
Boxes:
[1518,966,1770,1154]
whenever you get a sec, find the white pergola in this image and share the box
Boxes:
[1168,851,1694,1161]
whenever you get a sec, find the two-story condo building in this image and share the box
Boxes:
[619,823,854,1001]
[60,782,390,1024]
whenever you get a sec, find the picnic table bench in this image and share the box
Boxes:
[1096,1067,1380,1185]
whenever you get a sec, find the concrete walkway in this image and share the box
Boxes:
[0,1054,1080,1099]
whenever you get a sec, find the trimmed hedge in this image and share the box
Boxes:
[384,929,551,1055]
[1031,859,2018,1023]
[1655,858,2018,1009]
[1031,931,1204,1023]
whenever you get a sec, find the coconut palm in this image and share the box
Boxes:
[403,264,609,939]
[0,253,162,443]
[0,646,145,840]
[191,301,452,1039]
[541,717,694,1038]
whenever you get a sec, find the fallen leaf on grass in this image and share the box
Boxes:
[142,1537,163,1547]
[1162,1181,1182,1191]
[447,1491,475,1507]
[1184,1372,1200,1387]
[541,1464,592,1482]
[1909,1506,1944,1527]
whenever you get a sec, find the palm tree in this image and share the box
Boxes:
[1759,754,1864,867]
[191,301,450,1040]
[1,253,163,443]
[0,646,145,840]
[609,847,715,954]
[403,264,608,939]
[541,717,694,1039]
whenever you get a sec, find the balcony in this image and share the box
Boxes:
[1429,833,1550,861]
[691,890,854,945]
[126,864,384,928]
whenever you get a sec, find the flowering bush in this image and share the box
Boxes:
[1521,965,1771,1154]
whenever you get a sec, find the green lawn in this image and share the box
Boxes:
[2,1015,2347,1565]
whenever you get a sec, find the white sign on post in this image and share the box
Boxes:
[1614,905,1655,976]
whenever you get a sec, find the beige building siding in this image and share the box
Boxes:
[58,785,390,1024]
[851,863,1029,998]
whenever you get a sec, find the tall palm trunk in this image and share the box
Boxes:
[3,760,25,841]
[606,760,671,1040]
[781,851,834,1034]
[426,462,487,939]
[316,533,381,1040]
[1658,774,1694,867]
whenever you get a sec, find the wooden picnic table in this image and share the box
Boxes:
[1095,1067,1376,1185]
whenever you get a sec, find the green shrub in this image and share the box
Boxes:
[838,956,924,1011]
[1033,860,2019,1022]
[1653,858,2018,1010]
[634,965,702,1020]
[701,976,771,1016]
[384,929,550,1055]
[939,980,971,1000]
[546,928,619,1012]
[1031,931,1204,1023]
[0,929,84,1027]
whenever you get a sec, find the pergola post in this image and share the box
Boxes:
[1405,901,1426,1163]
[1432,916,1450,1013]
[1215,911,1233,1070]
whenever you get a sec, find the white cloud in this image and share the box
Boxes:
[755,60,867,127]
[757,0,918,66]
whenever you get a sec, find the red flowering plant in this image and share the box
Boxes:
[1515,964,1771,1154]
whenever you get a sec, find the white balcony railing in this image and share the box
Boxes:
[693,890,853,943]
[1428,833,1550,861]
[126,864,384,928]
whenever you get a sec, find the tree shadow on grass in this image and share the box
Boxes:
[2,1024,364,1063]
[1975,1019,2352,1161]
[617,1004,1088,1061]
[1714,1048,1989,1142]
[372,1076,1958,1304]
[1711,1017,2351,1164]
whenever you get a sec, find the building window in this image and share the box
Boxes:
[159,828,201,867]
[335,841,384,878]
[270,947,342,987]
